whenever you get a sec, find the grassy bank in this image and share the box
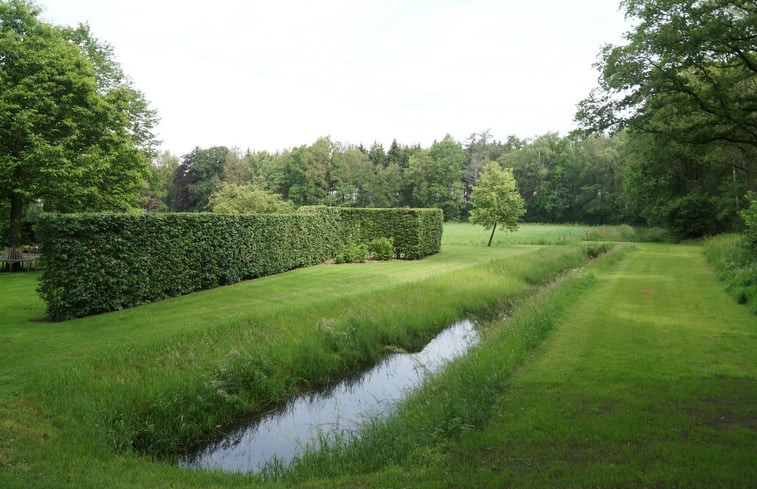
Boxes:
[1,225,604,488]
[286,243,756,487]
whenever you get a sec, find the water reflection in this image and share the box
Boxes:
[179,319,479,473]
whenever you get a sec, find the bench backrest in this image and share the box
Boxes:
[2,247,24,260]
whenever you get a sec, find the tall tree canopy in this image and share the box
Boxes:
[0,0,157,247]
[171,146,228,212]
[576,0,756,190]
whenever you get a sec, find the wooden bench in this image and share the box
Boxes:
[1,247,40,271]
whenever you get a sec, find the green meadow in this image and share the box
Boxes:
[1,224,754,488]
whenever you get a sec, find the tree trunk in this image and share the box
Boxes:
[7,192,24,272]
[487,222,497,247]
[9,191,24,248]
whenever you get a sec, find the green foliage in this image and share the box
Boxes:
[577,0,756,149]
[143,151,179,211]
[171,147,229,212]
[335,241,369,264]
[469,162,525,246]
[405,136,467,220]
[502,133,633,225]
[623,134,743,238]
[367,237,394,261]
[208,182,295,214]
[664,193,726,240]
[333,207,443,259]
[576,0,755,237]
[704,233,757,313]
[37,207,442,319]
[0,0,157,247]
[36,213,337,320]
[470,162,525,230]
[741,193,757,254]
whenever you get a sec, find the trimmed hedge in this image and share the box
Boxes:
[303,206,443,259]
[36,207,442,320]
[340,207,443,259]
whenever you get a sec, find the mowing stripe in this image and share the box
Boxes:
[441,244,757,487]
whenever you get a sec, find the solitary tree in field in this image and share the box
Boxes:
[469,162,525,247]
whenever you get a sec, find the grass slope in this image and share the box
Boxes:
[320,243,755,487]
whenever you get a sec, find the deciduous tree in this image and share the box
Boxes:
[0,0,157,247]
[469,162,525,246]
[576,0,756,190]
[208,182,295,214]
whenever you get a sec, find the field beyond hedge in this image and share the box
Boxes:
[1,224,754,488]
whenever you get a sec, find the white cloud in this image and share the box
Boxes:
[39,0,629,155]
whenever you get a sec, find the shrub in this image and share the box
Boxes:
[335,242,369,264]
[664,194,725,241]
[367,237,394,260]
[741,193,757,255]
[333,208,443,259]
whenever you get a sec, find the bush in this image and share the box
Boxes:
[741,193,757,255]
[368,237,394,260]
[335,242,369,264]
[664,194,725,241]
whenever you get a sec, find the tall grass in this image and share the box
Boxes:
[703,233,757,313]
[444,222,669,246]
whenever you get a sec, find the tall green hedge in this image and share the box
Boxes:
[333,208,443,259]
[37,207,442,320]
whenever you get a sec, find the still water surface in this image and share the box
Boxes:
[179,319,480,473]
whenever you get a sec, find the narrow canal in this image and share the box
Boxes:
[179,319,480,473]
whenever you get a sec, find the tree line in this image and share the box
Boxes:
[143,125,748,240]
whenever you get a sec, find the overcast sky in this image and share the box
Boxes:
[38,0,630,156]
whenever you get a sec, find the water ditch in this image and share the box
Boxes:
[178,319,480,473]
